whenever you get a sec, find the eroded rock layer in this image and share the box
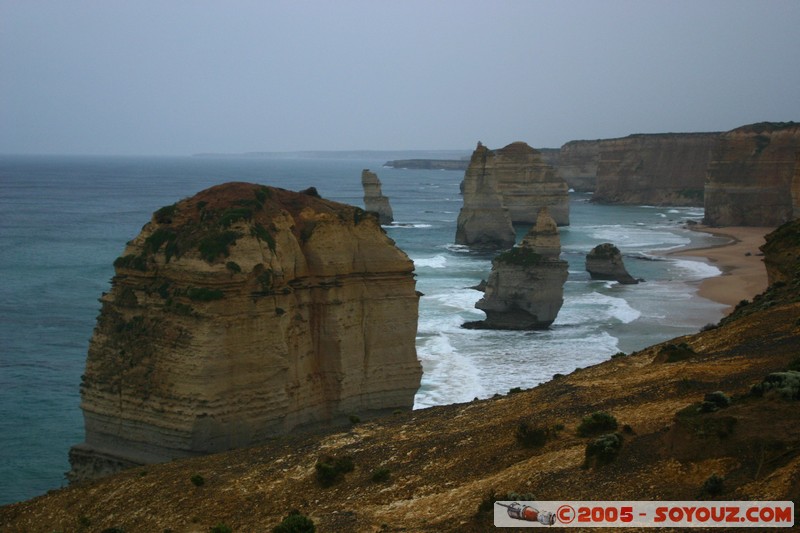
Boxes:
[704,122,800,226]
[69,182,421,481]
[593,133,719,206]
[361,169,394,224]
[469,208,568,329]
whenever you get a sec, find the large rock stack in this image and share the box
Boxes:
[69,182,422,481]
[454,142,516,250]
[361,169,394,224]
[466,208,568,330]
[491,141,570,225]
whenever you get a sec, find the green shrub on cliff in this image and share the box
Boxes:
[114,254,147,271]
[583,432,623,468]
[750,371,800,400]
[577,411,618,437]
[198,230,240,262]
[186,287,224,301]
[273,510,315,533]
[494,247,542,267]
[315,454,355,487]
[219,207,253,228]
[515,420,550,448]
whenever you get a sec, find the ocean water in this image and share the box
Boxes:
[0,154,727,505]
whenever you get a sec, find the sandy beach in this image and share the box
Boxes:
[672,225,774,311]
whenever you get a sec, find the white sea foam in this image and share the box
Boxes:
[390,223,433,229]
[556,291,641,325]
[589,225,690,249]
[414,332,485,408]
[444,243,472,253]
[413,255,447,269]
[426,288,482,311]
[670,258,721,280]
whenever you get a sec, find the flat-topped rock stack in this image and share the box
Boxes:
[69,182,421,481]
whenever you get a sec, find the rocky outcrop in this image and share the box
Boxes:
[760,218,800,285]
[68,182,421,481]
[586,243,639,284]
[467,208,568,329]
[704,122,800,226]
[593,133,719,206]
[491,142,570,225]
[558,139,600,192]
[361,169,394,224]
[454,142,516,250]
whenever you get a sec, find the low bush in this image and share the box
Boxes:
[273,510,315,533]
[750,371,800,400]
[658,342,696,363]
[315,454,354,487]
[577,412,618,437]
[515,420,550,448]
[190,474,205,487]
[371,467,391,483]
[209,525,232,533]
[583,433,623,468]
[698,391,731,413]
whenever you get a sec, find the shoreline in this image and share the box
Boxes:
[670,224,773,312]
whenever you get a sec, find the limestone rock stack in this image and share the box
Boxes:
[454,142,516,250]
[467,208,568,330]
[586,243,639,284]
[704,122,800,226]
[361,169,394,224]
[491,141,570,225]
[69,182,421,481]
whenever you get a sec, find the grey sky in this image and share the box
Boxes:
[2,0,799,155]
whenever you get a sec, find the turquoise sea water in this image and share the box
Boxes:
[0,154,727,505]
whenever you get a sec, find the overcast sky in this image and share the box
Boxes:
[2,0,799,155]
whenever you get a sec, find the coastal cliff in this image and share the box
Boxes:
[454,142,516,250]
[469,208,568,329]
[68,182,421,481]
[361,169,394,224]
[704,122,800,226]
[558,139,600,192]
[593,132,719,206]
[491,142,570,225]
[4,220,800,532]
